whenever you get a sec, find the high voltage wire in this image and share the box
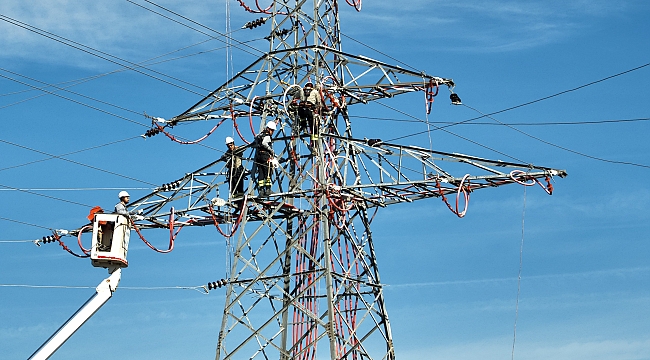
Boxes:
[0,184,93,207]
[0,187,153,192]
[387,61,650,143]
[0,14,210,96]
[0,283,210,294]
[0,38,218,98]
[0,139,157,186]
[0,71,149,128]
[129,0,265,58]
[0,137,141,173]
[378,100,527,163]
[0,216,55,230]
[351,115,650,126]
[0,68,144,116]
[462,104,650,169]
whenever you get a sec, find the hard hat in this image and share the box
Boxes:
[225,136,235,145]
[266,121,277,130]
[304,82,314,88]
[118,191,130,198]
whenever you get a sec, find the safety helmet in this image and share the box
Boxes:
[118,191,130,199]
[225,136,235,145]
[266,121,277,130]
[304,82,314,89]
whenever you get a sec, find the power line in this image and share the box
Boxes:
[130,0,264,58]
[0,137,141,173]
[0,283,209,294]
[0,187,153,192]
[351,114,650,126]
[0,68,144,116]
[0,72,149,128]
[0,14,209,96]
[0,138,158,186]
[0,183,93,207]
[386,61,650,142]
[378,100,526,163]
[462,104,650,169]
[0,216,57,230]
[340,32,422,74]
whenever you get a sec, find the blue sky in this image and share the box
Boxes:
[1,1,649,359]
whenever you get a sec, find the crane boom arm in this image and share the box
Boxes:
[28,269,122,360]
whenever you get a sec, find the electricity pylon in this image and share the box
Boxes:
[60,1,565,359]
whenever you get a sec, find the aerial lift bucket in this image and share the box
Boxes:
[90,213,130,269]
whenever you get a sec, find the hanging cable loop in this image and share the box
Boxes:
[231,102,251,144]
[425,79,439,114]
[509,170,554,195]
[208,197,247,238]
[435,175,470,218]
[509,170,536,186]
[130,208,184,253]
[76,225,93,255]
[345,0,362,11]
[149,117,226,145]
[45,230,89,258]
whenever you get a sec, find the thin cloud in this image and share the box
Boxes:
[347,0,632,52]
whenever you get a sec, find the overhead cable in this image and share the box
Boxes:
[388,61,650,142]
[0,68,144,116]
[351,115,650,126]
[0,138,158,185]
[462,104,650,169]
[378,100,526,163]
[0,283,209,294]
[0,137,141,173]
[0,184,93,207]
[126,0,263,58]
[0,72,148,127]
[0,14,209,96]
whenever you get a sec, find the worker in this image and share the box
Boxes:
[115,191,132,216]
[114,191,143,217]
[297,82,322,140]
[222,136,245,198]
[253,121,278,197]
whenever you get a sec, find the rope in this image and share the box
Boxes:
[512,184,527,360]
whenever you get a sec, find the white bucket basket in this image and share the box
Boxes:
[90,214,131,269]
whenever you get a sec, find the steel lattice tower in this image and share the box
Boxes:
[65,1,566,359]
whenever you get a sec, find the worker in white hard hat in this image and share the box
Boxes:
[114,191,143,217]
[252,121,278,197]
[115,191,131,216]
[222,136,245,198]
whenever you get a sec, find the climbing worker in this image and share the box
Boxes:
[253,121,279,197]
[222,136,245,198]
[297,82,322,140]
